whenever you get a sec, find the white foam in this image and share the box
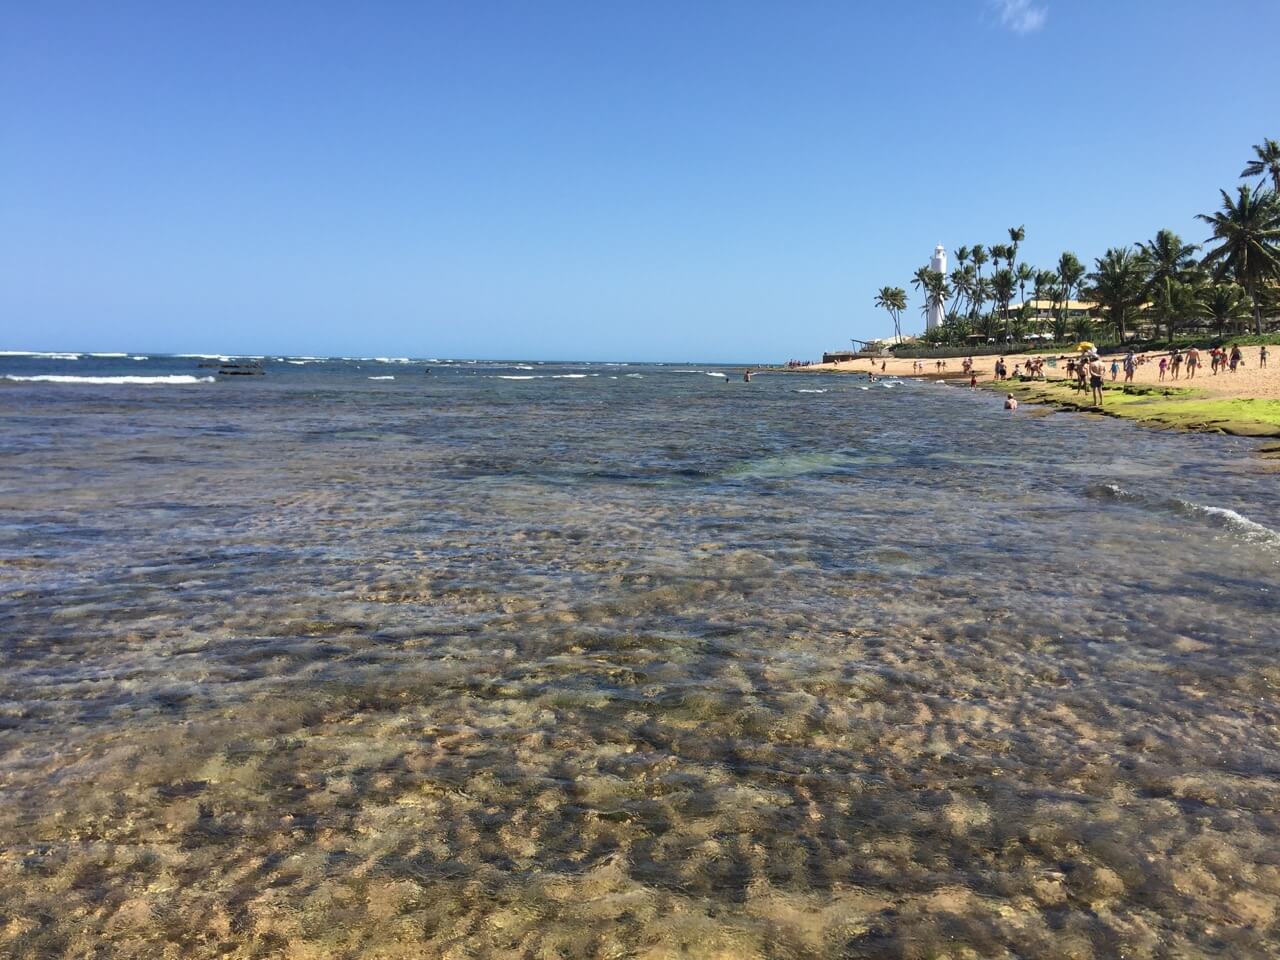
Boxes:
[705,372,729,378]
[1174,500,1280,547]
[176,353,233,361]
[552,374,589,379]
[367,375,395,380]
[3,374,215,385]
[374,357,412,364]
[0,350,81,359]
[130,356,149,361]
[497,375,540,380]
[797,389,827,394]
[88,352,128,357]
[512,365,535,370]
[625,373,644,379]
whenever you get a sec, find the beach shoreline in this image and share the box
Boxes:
[772,345,1280,444]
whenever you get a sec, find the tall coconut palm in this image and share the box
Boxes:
[1047,285,1069,342]
[972,276,991,324]
[991,268,1016,339]
[874,286,908,340]
[925,273,951,329]
[1240,138,1280,193]
[1200,282,1253,337]
[969,245,989,319]
[1086,247,1146,342]
[911,265,933,303]
[1138,229,1200,341]
[1015,262,1035,316]
[1007,225,1026,277]
[949,265,974,319]
[954,246,971,270]
[1197,185,1280,335]
[1057,252,1086,334]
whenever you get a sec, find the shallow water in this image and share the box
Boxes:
[1,354,1279,958]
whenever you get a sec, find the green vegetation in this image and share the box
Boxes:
[995,380,1280,439]
[879,137,1280,349]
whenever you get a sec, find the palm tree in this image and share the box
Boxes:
[874,286,908,340]
[1138,229,1200,341]
[949,265,974,319]
[1086,247,1146,342]
[1200,283,1253,337]
[924,272,951,326]
[972,276,991,324]
[1015,262,1035,316]
[991,268,1016,339]
[911,265,933,304]
[1240,138,1280,193]
[1007,225,1026,277]
[1197,185,1280,335]
[1057,252,1086,335]
[954,246,971,271]
[1048,285,1069,342]
[969,245,988,320]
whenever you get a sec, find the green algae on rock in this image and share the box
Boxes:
[993,380,1280,439]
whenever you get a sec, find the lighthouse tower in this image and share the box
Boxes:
[926,244,947,332]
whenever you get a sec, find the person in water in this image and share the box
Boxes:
[1004,393,1018,411]
[1089,356,1106,406]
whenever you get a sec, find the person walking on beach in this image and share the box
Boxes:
[1185,347,1199,378]
[1089,356,1106,406]
[1262,345,1269,369]
[1170,350,1182,380]
[1230,345,1243,372]
[1123,351,1136,382]
[1158,356,1168,381]
[1110,359,1119,381]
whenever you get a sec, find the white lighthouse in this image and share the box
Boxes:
[926,243,947,332]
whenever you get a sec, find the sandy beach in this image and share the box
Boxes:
[805,344,1280,400]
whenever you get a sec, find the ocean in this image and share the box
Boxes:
[2,351,1279,957]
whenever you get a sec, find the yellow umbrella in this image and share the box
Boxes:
[1076,341,1096,352]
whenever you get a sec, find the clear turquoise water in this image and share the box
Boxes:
[1,353,1278,957]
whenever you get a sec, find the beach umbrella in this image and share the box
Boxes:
[1075,341,1095,352]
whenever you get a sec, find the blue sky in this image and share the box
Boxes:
[3,1,1277,361]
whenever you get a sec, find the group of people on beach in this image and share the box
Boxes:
[1153,344,1258,380]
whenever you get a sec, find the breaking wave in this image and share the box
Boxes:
[3,375,215,385]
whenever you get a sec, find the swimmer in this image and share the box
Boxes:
[1004,393,1018,411]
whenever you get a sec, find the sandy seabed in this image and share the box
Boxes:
[1,364,1278,958]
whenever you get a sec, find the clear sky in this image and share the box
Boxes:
[3,1,1278,361]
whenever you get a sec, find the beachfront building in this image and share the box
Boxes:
[1010,298,1098,322]
[926,244,947,331]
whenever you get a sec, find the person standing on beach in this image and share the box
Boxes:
[1230,345,1243,372]
[1110,359,1119,381]
[1170,350,1182,380]
[1123,351,1136,382]
[1185,346,1199,378]
[1261,345,1269,368]
[1158,356,1168,381]
[1089,356,1105,406]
